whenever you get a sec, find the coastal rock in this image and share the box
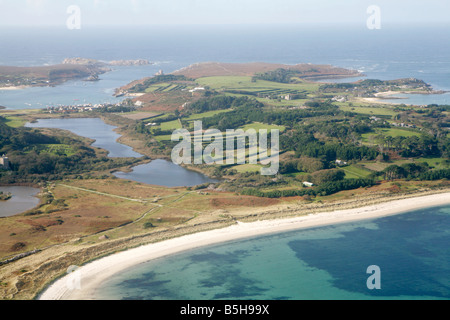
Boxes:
[109,59,151,66]
[63,57,102,65]
[63,57,151,67]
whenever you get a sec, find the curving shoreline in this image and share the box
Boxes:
[38,191,450,300]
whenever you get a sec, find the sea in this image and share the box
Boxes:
[97,205,450,300]
[1,24,450,109]
[1,23,449,300]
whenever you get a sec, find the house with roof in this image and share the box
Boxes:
[0,154,10,170]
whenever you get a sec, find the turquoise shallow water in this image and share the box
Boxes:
[95,204,450,300]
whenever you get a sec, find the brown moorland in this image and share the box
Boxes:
[171,61,361,79]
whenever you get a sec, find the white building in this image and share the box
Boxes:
[335,159,348,166]
[0,154,10,170]
[189,87,205,93]
[303,181,314,188]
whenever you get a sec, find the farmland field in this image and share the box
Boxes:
[362,127,422,143]
[3,116,26,128]
[196,76,320,92]
[340,105,398,117]
[341,165,373,179]
[160,119,182,131]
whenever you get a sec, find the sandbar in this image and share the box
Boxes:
[0,86,27,91]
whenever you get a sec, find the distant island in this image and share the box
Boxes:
[0,58,152,89]
[62,57,152,67]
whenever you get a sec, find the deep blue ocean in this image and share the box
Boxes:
[1,24,449,300]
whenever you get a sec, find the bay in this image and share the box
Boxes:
[96,204,450,300]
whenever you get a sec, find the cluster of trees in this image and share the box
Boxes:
[374,134,442,158]
[187,96,263,114]
[299,120,372,142]
[281,130,379,162]
[307,169,346,185]
[0,121,139,183]
[252,68,302,83]
[380,162,450,181]
[241,178,375,198]
[280,156,327,174]
[419,169,450,180]
[252,68,319,83]
[97,105,136,113]
[199,100,341,131]
[0,122,62,154]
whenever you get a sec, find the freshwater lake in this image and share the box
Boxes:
[0,186,41,217]
[25,118,217,187]
[26,118,143,158]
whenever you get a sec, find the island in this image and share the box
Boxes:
[0,58,152,89]
[0,191,12,201]
[0,61,449,300]
[62,57,152,67]
[0,63,110,89]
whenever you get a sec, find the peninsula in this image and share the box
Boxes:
[0,58,151,89]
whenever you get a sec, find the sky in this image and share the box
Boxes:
[0,0,448,27]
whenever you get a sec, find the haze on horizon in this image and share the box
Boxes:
[0,0,448,28]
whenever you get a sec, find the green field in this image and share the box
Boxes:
[232,163,263,173]
[186,109,233,121]
[25,144,77,157]
[341,165,373,179]
[154,134,173,142]
[362,127,422,143]
[196,76,320,93]
[159,119,182,131]
[340,105,398,117]
[415,157,449,169]
[3,116,26,128]
[360,157,449,172]
[379,128,422,137]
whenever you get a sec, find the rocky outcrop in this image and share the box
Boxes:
[109,59,151,66]
[63,58,151,67]
[62,58,102,66]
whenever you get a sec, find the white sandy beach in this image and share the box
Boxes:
[39,192,450,300]
[361,91,407,104]
[0,86,27,91]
